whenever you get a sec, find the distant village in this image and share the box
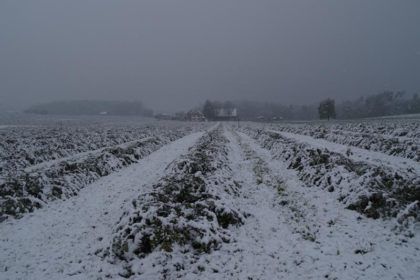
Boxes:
[155,101,239,122]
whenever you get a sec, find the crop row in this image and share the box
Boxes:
[0,128,192,221]
[264,123,419,161]
[308,119,420,138]
[107,127,244,277]
[232,131,320,242]
[0,122,203,176]
[240,127,420,227]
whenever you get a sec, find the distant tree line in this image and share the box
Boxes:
[336,91,420,119]
[25,100,154,117]
[202,100,236,120]
[202,91,420,121]
[200,99,318,121]
[232,100,318,120]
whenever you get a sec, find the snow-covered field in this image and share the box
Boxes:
[0,116,419,279]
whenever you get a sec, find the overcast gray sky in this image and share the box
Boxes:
[1,0,419,112]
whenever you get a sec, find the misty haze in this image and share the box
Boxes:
[1,1,419,279]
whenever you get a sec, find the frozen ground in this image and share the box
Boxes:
[266,130,419,171]
[0,118,419,279]
[0,131,204,279]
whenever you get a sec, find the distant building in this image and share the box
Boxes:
[214,107,238,121]
[186,110,206,122]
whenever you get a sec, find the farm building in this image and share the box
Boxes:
[186,110,206,122]
[214,107,238,121]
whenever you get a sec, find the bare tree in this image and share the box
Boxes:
[318,98,336,120]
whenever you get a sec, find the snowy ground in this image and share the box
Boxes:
[0,132,204,279]
[0,120,419,279]
[266,130,419,172]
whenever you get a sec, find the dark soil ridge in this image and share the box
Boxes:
[109,127,243,266]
